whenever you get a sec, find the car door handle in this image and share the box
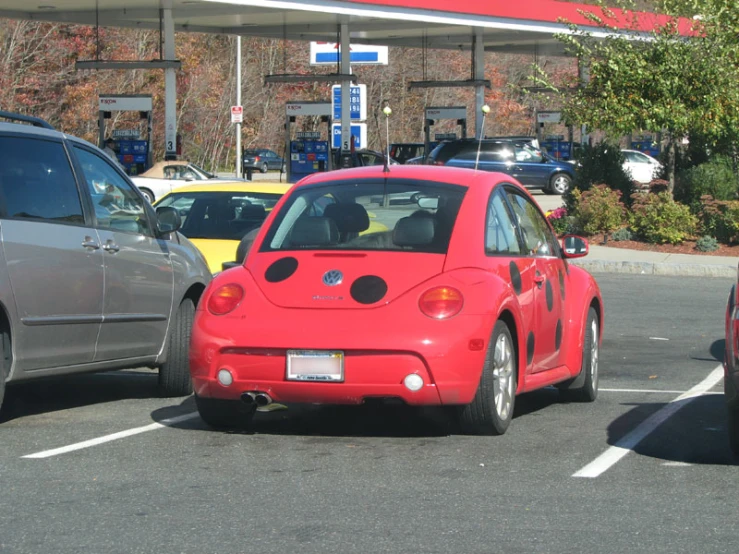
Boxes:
[102,240,120,253]
[81,237,100,250]
[534,275,545,288]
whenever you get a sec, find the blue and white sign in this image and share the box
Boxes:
[332,84,367,121]
[331,123,367,149]
[310,42,389,66]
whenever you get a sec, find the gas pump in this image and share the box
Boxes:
[98,94,153,175]
[536,110,578,161]
[631,134,660,157]
[424,106,467,162]
[285,102,332,183]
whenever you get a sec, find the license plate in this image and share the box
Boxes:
[286,350,344,382]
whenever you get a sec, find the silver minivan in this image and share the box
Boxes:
[0,112,212,415]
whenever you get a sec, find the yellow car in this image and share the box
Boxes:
[154,181,292,273]
[154,181,391,273]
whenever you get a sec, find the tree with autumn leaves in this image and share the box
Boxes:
[0,18,553,172]
[532,0,739,194]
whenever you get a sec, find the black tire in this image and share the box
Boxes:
[458,320,517,435]
[728,406,739,456]
[140,188,155,204]
[260,162,268,173]
[559,306,599,402]
[195,394,255,430]
[548,173,572,195]
[158,298,195,397]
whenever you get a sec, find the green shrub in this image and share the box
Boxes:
[629,192,697,244]
[570,185,626,239]
[698,197,739,244]
[674,155,739,213]
[695,236,719,252]
[610,227,634,242]
[564,140,636,212]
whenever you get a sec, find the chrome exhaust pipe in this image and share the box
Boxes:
[241,392,257,405]
[254,393,272,407]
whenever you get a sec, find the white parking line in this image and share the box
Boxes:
[22,412,199,459]
[572,365,724,478]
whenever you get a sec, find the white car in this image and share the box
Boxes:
[131,160,226,203]
[622,149,663,184]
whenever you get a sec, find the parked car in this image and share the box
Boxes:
[389,143,425,164]
[154,182,292,273]
[622,149,663,183]
[243,149,285,174]
[332,149,399,168]
[131,160,225,203]
[189,164,603,433]
[0,111,212,414]
[427,138,575,195]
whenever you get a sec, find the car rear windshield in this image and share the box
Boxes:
[260,178,467,254]
[156,190,283,240]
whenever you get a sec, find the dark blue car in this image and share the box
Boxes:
[427,138,575,195]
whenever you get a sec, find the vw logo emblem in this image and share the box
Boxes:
[322,270,343,286]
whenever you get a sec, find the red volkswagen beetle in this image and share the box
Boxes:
[190,165,603,435]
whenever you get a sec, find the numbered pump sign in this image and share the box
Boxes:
[331,85,367,121]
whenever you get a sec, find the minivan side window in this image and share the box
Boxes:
[73,146,152,235]
[0,136,84,224]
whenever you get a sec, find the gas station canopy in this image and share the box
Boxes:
[0,0,691,56]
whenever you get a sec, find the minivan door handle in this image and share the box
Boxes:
[102,240,120,253]
[81,237,100,250]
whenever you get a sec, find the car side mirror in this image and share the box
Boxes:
[156,206,182,235]
[561,235,589,258]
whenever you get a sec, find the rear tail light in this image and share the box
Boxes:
[419,286,464,319]
[208,284,244,315]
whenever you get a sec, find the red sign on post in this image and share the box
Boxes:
[231,105,243,123]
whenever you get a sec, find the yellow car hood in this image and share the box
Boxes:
[189,239,240,274]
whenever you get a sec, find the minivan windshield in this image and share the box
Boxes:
[260,179,467,254]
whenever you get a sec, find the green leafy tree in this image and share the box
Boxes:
[531,0,739,194]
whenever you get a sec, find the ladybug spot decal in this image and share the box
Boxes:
[527,331,535,365]
[265,257,298,283]
[510,262,522,295]
[350,275,387,304]
[555,320,562,350]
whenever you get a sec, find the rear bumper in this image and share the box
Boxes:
[190,311,492,407]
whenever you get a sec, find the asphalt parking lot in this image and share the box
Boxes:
[0,273,735,554]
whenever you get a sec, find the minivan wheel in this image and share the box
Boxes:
[548,173,572,195]
[158,298,195,397]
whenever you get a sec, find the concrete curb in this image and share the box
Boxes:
[571,259,736,278]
